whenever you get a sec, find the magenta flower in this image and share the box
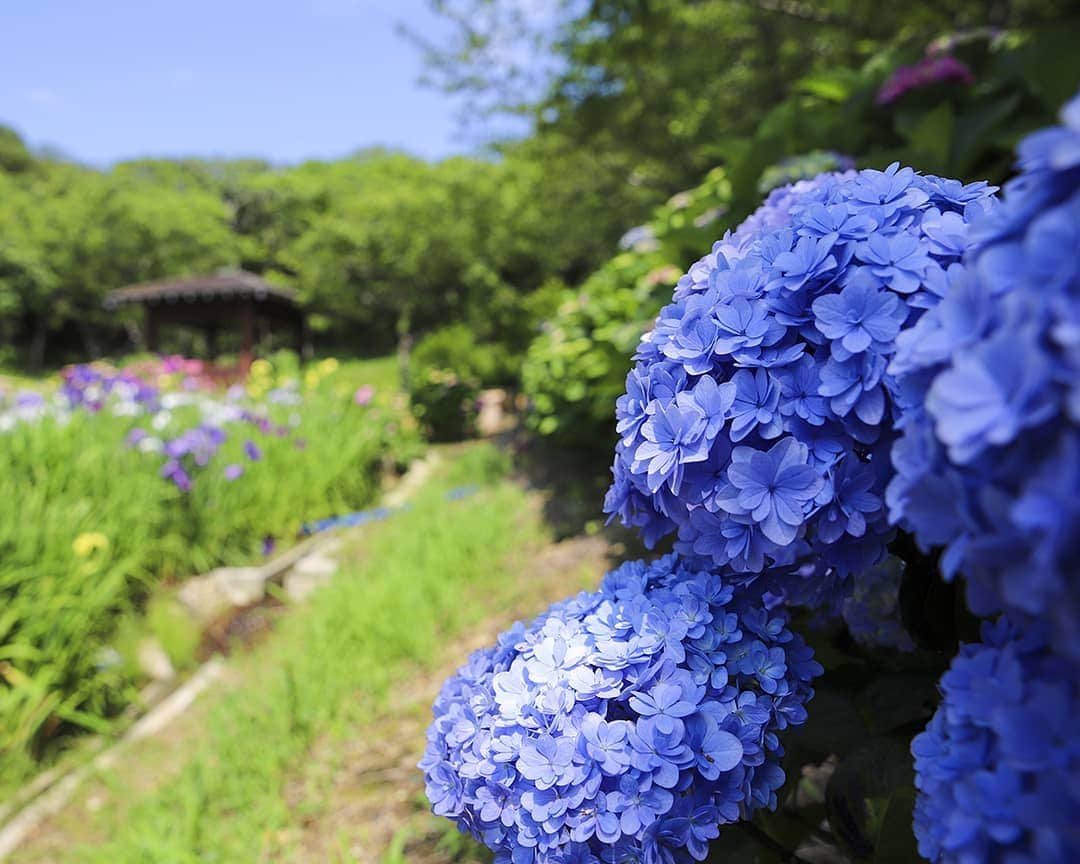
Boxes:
[876,54,975,106]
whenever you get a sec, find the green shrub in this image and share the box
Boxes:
[522,27,1080,450]
[521,257,670,449]
[521,168,731,449]
[411,324,504,384]
[409,364,480,442]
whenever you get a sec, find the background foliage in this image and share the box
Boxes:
[5,2,1075,379]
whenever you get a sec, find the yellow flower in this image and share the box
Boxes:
[73,532,109,558]
[304,370,321,389]
[250,358,272,377]
[317,357,339,375]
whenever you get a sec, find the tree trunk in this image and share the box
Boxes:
[397,301,414,392]
[77,317,102,360]
[28,314,47,372]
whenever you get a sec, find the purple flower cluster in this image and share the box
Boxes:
[239,408,292,439]
[912,618,1079,864]
[888,94,1080,659]
[420,555,821,864]
[0,390,48,430]
[875,54,975,106]
[149,408,288,491]
[60,363,159,413]
[605,165,996,608]
[160,424,227,492]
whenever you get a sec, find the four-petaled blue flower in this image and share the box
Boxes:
[728,369,783,442]
[634,395,711,493]
[518,733,578,789]
[812,275,909,358]
[722,437,822,545]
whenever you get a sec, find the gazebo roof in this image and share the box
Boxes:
[106,270,297,309]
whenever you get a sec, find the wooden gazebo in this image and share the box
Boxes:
[106,270,307,374]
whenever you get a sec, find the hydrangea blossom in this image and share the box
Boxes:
[605,165,996,609]
[421,555,821,863]
[888,93,1080,659]
[912,618,1079,864]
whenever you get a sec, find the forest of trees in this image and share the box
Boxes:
[1,0,1075,370]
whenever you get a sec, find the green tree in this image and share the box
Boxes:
[416,0,1075,192]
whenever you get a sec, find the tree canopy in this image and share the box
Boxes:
[1,0,1077,369]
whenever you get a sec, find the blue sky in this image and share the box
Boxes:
[0,0,492,165]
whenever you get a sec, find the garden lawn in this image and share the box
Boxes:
[14,443,608,863]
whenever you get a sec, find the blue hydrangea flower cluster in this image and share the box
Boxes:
[604,165,997,608]
[911,618,1079,864]
[420,555,821,864]
[888,94,1080,659]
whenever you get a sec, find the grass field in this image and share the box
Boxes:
[13,442,611,863]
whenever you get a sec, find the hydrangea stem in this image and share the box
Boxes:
[734,821,812,864]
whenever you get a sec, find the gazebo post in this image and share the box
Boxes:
[145,306,159,353]
[294,315,310,364]
[239,302,255,375]
[206,324,219,360]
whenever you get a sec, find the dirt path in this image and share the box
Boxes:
[274,533,614,863]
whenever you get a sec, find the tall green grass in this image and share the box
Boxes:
[0,358,421,789]
[73,444,545,863]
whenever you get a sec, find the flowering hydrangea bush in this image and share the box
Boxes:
[421,555,821,863]
[888,94,1080,660]
[911,618,1079,864]
[429,91,1080,863]
[604,164,996,608]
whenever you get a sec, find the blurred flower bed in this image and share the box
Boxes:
[0,351,422,785]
